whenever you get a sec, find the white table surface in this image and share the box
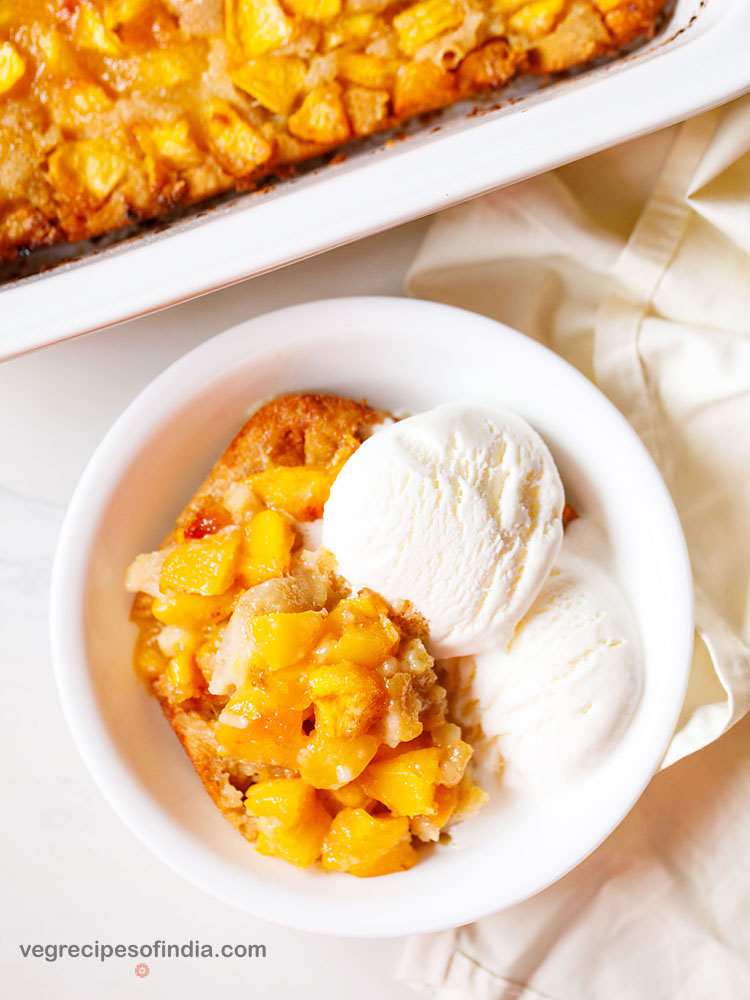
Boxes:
[1,219,430,998]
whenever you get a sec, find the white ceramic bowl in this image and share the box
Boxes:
[50,297,693,937]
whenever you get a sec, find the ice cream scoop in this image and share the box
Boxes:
[322,402,564,656]
[465,518,642,786]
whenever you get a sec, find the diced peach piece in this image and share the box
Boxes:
[393,61,456,118]
[156,625,199,658]
[285,0,341,20]
[353,837,418,877]
[430,783,460,825]
[321,807,416,876]
[47,139,127,205]
[360,747,442,817]
[160,527,241,596]
[325,13,379,50]
[231,56,307,116]
[325,589,389,627]
[204,98,274,177]
[254,822,321,867]
[138,49,194,88]
[151,589,236,628]
[163,650,202,702]
[308,661,385,738]
[298,733,379,789]
[268,663,315,710]
[104,0,150,28]
[226,666,312,717]
[225,0,293,59]
[427,783,459,828]
[508,0,566,38]
[254,799,331,867]
[320,779,374,811]
[287,86,351,145]
[393,0,463,56]
[320,617,400,668]
[36,29,79,74]
[319,590,399,666]
[216,708,307,769]
[245,777,316,825]
[240,509,295,586]
[247,781,332,867]
[251,610,327,671]
[410,782,459,841]
[246,465,334,521]
[0,42,26,95]
[74,4,122,55]
[339,53,395,89]
[137,119,202,169]
[133,626,168,681]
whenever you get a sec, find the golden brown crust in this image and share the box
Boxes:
[0,0,670,263]
[457,40,522,97]
[152,674,259,839]
[526,0,612,74]
[174,393,380,535]
[603,0,666,48]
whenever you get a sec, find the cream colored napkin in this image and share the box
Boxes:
[398,96,750,999]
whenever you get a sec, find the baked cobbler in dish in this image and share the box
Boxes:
[2,0,668,260]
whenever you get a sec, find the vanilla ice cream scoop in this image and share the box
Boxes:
[322,403,564,656]
[467,519,642,785]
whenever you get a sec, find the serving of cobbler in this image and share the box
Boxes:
[126,393,486,877]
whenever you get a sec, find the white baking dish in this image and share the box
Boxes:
[1,0,748,360]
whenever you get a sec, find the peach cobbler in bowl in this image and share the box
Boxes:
[52,298,692,932]
[125,393,487,877]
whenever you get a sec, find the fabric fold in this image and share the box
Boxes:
[401,95,750,1000]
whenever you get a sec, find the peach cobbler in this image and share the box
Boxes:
[126,394,487,876]
[2,0,668,261]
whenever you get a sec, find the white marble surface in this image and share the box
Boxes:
[0,219,430,998]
